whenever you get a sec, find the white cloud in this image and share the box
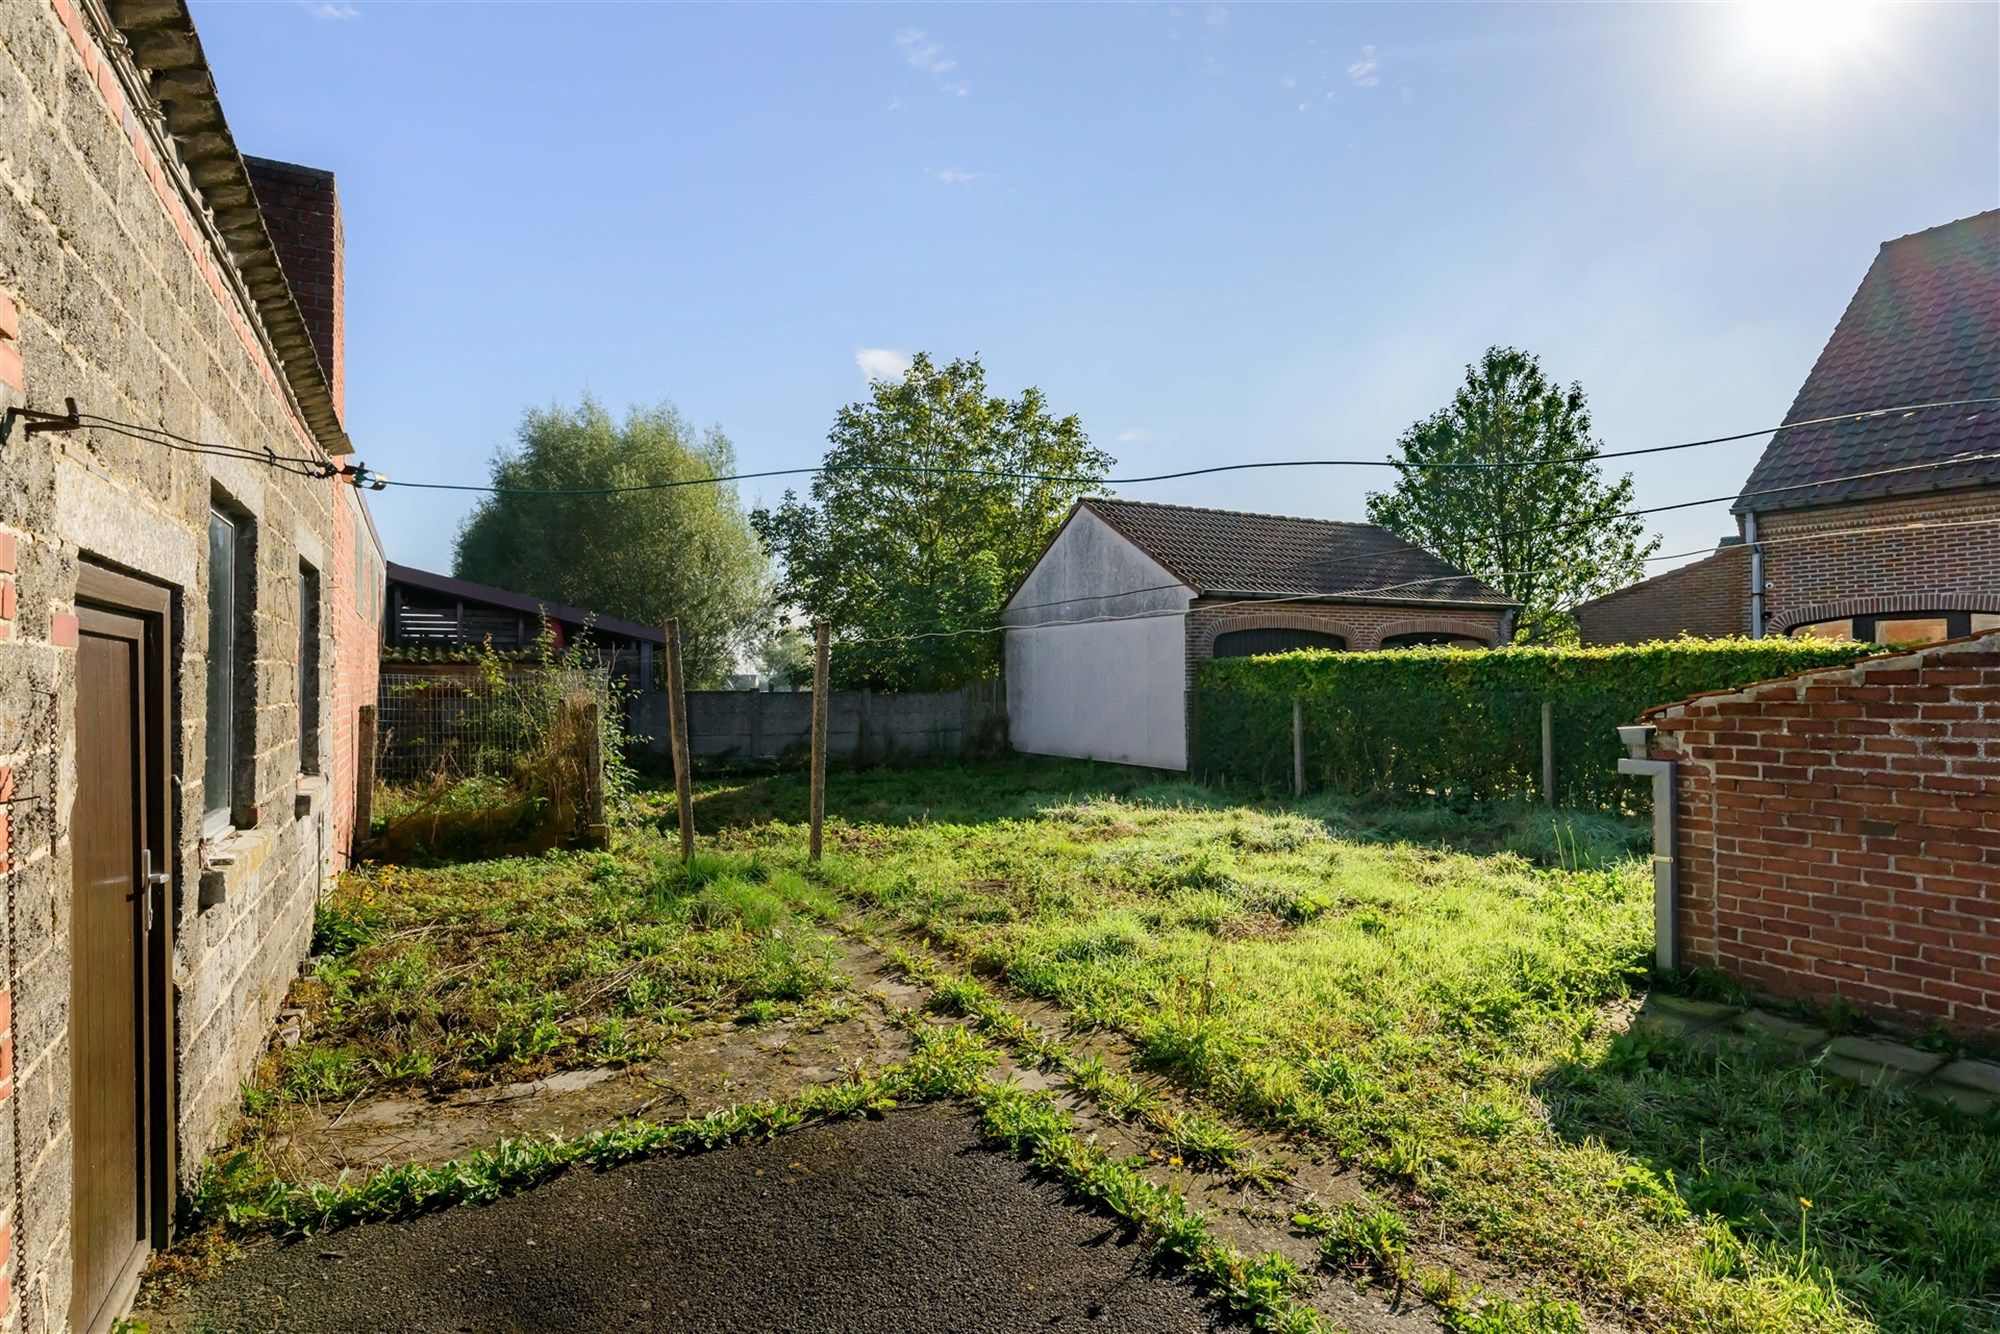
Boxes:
[1204,5,1229,33]
[855,348,912,384]
[928,167,978,186]
[1116,428,1150,444]
[1280,73,1297,90]
[1347,45,1380,88]
[895,28,956,75]
[301,2,359,17]
[941,82,971,97]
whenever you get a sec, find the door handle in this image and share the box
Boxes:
[140,849,170,933]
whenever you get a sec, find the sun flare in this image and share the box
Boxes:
[1735,0,1884,75]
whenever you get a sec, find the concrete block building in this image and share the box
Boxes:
[1004,499,1515,770]
[1577,211,2000,646]
[0,1,383,1327]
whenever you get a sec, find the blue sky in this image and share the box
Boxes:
[190,1,1998,577]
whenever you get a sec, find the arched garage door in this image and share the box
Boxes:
[1211,627,1347,658]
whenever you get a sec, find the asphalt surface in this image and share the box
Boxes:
[177,1104,1232,1332]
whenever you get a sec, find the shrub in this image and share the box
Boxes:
[1194,638,1876,811]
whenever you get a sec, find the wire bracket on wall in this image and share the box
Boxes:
[0,397,83,446]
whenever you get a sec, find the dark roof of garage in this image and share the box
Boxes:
[1077,498,1515,608]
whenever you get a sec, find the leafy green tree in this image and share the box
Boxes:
[454,397,769,687]
[752,354,1111,689]
[1364,347,1658,643]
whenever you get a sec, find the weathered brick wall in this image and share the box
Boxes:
[0,2,351,1324]
[244,158,344,417]
[1575,545,1749,645]
[1183,600,1512,686]
[1647,633,2000,1038]
[1756,489,2000,634]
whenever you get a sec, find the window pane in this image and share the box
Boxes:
[299,564,321,774]
[1973,612,2000,633]
[1791,619,1853,641]
[1876,618,1950,646]
[205,510,235,820]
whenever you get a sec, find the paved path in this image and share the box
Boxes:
[163,1105,1229,1333]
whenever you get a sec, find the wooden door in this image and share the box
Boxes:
[71,569,170,1333]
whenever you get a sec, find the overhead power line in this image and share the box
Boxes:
[847,509,2000,647]
[369,396,1999,497]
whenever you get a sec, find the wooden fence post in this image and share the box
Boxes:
[809,619,830,862]
[1541,699,1556,810]
[353,703,376,860]
[581,698,610,849]
[664,619,695,863]
[1291,698,1305,798]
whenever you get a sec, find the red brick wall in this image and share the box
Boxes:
[328,486,382,870]
[1575,545,1749,645]
[244,157,345,417]
[1184,601,1512,686]
[1757,489,2000,634]
[1647,632,2000,1037]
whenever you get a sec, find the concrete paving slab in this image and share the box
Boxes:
[1635,994,1742,1038]
[1732,1010,1830,1056]
[1925,1060,2000,1116]
[1820,1036,1945,1089]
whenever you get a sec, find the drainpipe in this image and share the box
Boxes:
[1617,724,1678,972]
[1744,511,1765,639]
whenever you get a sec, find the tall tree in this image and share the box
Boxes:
[753,353,1112,689]
[1365,347,1658,643]
[454,397,769,687]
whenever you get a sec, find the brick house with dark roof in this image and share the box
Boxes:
[1576,210,2000,646]
[1003,498,1515,769]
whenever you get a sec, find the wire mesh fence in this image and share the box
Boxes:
[375,667,612,784]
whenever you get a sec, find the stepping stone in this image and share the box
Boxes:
[1820,1036,1945,1089]
[1924,1060,2000,1116]
[1731,1009,1829,1056]
[1635,993,1740,1038]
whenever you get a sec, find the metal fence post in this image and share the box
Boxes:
[664,619,695,863]
[809,619,830,862]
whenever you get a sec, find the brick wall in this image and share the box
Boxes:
[1756,489,2000,634]
[243,157,344,417]
[1184,600,1512,686]
[0,2,352,1324]
[1646,632,2000,1038]
[1575,545,1749,645]
[328,486,382,870]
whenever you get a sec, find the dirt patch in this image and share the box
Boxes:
[265,938,924,1178]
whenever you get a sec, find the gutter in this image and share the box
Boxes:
[1616,724,1677,971]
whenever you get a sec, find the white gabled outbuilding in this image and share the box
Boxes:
[1002,499,1518,771]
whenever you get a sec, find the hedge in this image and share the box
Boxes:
[1193,638,1880,811]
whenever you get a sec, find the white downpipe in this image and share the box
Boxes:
[1617,724,1678,972]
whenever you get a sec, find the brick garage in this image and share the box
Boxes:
[0,0,383,1326]
[1643,633,2000,1038]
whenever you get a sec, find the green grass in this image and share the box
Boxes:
[275,830,847,1108]
[677,759,1998,1334]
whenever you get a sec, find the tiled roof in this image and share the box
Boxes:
[1736,210,2000,514]
[1080,498,1514,607]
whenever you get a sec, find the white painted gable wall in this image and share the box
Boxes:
[1003,508,1194,770]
